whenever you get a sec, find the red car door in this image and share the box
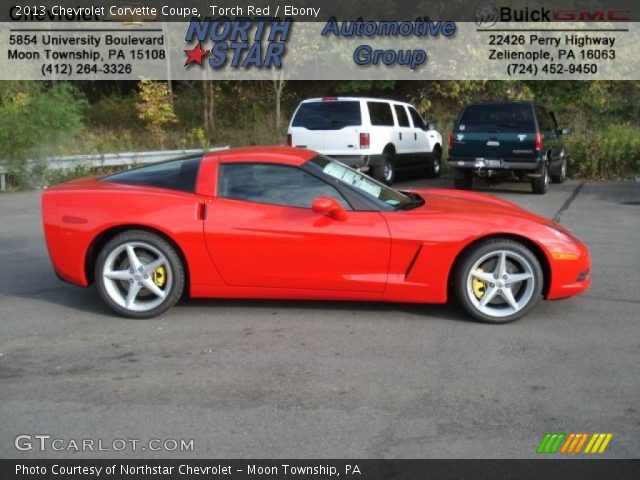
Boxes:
[203,162,390,293]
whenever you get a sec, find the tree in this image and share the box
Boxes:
[0,82,85,187]
[136,80,178,147]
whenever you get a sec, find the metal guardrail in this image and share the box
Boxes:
[0,146,229,191]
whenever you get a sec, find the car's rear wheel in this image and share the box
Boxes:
[531,161,550,194]
[454,239,543,324]
[371,151,396,185]
[95,230,184,318]
[453,170,473,190]
[424,147,442,178]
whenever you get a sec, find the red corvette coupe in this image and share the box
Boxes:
[42,147,590,323]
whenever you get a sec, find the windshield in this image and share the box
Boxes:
[458,104,535,132]
[292,101,361,130]
[307,156,420,210]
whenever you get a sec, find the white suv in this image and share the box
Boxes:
[287,97,443,184]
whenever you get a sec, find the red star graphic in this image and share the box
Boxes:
[184,43,210,66]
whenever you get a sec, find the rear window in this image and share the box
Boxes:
[291,101,361,130]
[100,156,201,193]
[458,104,535,132]
[367,102,394,126]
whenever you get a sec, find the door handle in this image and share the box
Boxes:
[399,133,402,140]
[414,133,417,140]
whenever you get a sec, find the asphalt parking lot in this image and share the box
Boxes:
[0,178,638,459]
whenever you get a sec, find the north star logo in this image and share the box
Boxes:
[184,43,210,66]
[183,16,290,69]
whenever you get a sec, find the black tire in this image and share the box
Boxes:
[453,238,544,324]
[424,148,442,178]
[371,151,395,185]
[95,230,185,319]
[551,157,567,184]
[453,171,473,190]
[531,161,550,194]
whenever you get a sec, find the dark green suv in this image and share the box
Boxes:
[447,102,571,194]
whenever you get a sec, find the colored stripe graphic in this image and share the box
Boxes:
[537,433,565,453]
[584,433,613,454]
[560,433,589,454]
[538,433,613,454]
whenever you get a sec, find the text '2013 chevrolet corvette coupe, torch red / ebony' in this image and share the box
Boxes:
[42,147,590,323]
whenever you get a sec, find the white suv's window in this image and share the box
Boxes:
[408,107,426,129]
[394,105,410,127]
[367,102,395,126]
[291,101,361,130]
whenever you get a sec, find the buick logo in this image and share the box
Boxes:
[474,3,498,27]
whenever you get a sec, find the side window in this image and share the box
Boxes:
[101,156,201,193]
[218,163,351,210]
[367,102,394,126]
[394,105,410,127]
[408,107,426,129]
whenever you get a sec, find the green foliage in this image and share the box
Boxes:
[335,81,396,94]
[0,82,86,188]
[3,80,640,189]
[182,127,209,149]
[86,93,137,128]
[565,125,640,179]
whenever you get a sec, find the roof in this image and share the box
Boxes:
[300,96,412,106]
[204,146,317,167]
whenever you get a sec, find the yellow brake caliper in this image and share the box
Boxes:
[472,268,486,299]
[152,266,167,287]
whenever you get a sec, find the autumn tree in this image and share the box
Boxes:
[136,80,178,147]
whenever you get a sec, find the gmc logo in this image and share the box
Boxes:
[553,9,630,21]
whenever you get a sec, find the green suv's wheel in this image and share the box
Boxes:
[531,161,550,194]
[454,239,544,324]
[95,230,185,318]
[551,158,567,184]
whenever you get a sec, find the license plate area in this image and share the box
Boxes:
[475,158,504,168]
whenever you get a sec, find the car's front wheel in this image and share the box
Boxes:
[454,239,543,323]
[95,230,185,318]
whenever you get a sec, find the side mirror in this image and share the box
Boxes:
[312,197,347,222]
[558,126,572,135]
[427,122,436,131]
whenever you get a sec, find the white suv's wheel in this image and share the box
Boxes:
[95,230,184,318]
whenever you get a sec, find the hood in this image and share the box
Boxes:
[401,188,552,224]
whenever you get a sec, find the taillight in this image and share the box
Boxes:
[286,133,292,146]
[534,132,544,151]
[359,133,370,149]
[448,130,454,150]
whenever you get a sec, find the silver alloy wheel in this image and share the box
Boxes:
[384,159,393,182]
[466,249,536,319]
[433,156,441,175]
[101,241,173,313]
[544,162,550,189]
[561,159,567,180]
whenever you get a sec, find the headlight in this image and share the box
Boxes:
[545,223,579,243]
